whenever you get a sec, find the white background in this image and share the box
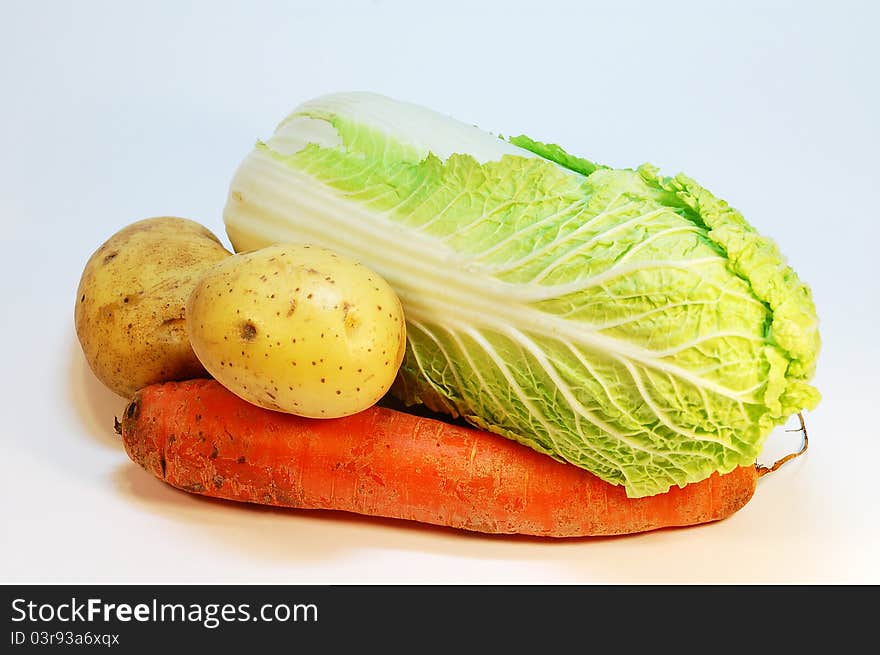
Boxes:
[2,0,877,584]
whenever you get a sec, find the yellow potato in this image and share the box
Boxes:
[186,243,406,417]
[75,216,232,397]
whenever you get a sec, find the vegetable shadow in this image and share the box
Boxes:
[111,461,681,577]
[110,448,815,583]
[68,335,127,449]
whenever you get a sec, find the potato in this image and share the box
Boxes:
[75,216,232,397]
[186,243,406,418]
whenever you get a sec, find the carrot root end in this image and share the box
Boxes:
[756,412,809,478]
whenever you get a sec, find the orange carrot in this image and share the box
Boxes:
[120,378,758,537]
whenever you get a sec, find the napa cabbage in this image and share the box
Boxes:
[223,92,820,497]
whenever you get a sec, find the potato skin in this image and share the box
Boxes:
[186,243,407,418]
[75,217,232,397]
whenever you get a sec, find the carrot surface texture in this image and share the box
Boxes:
[121,379,758,537]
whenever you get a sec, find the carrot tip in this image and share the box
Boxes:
[756,412,809,478]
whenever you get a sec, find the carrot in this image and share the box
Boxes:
[120,378,759,537]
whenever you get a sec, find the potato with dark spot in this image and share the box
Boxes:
[75,216,232,397]
[186,243,406,418]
